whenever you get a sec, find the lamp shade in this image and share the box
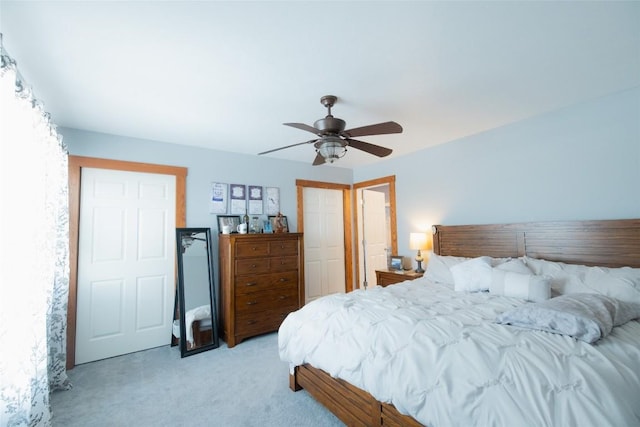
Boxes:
[409,232,428,250]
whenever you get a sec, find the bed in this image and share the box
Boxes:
[278,219,640,426]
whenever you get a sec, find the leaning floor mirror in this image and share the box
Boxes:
[174,228,219,357]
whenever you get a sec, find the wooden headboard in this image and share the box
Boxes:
[432,219,640,268]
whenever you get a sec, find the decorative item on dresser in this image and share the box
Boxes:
[219,233,304,347]
[389,255,403,271]
[375,269,424,287]
[269,213,289,233]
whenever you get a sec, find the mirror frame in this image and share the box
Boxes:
[175,227,219,357]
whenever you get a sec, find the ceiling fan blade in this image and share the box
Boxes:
[258,139,318,155]
[284,122,319,134]
[312,153,326,166]
[343,121,403,138]
[346,138,393,157]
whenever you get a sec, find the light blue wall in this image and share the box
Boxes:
[355,87,640,260]
[64,87,640,270]
[62,127,354,232]
[63,128,355,306]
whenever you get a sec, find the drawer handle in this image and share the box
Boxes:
[246,301,258,305]
[252,247,257,251]
[278,295,287,300]
[279,278,288,282]
[245,282,257,287]
[247,320,257,325]
[251,264,257,268]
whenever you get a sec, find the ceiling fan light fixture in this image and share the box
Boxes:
[317,136,347,163]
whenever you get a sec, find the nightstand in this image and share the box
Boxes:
[375,269,424,287]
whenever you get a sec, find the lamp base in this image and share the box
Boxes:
[415,260,425,274]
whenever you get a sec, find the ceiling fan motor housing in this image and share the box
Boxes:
[314,117,346,135]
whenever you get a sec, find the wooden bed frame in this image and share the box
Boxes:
[288,218,640,426]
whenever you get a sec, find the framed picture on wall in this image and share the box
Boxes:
[229,184,246,215]
[248,185,263,215]
[265,187,280,215]
[209,182,228,214]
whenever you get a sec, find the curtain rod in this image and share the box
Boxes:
[1,32,67,150]
[0,32,24,83]
[1,32,34,99]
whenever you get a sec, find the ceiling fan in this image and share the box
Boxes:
[259,95,403,166]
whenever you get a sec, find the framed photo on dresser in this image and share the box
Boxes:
[268,215,288,233]
[217,215,240,234]
[390,256,403,271]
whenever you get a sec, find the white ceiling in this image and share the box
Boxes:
[2,1,639,168]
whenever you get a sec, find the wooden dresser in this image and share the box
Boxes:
[219,233,304,347]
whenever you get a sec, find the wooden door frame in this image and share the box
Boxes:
[296,180,354,293]
[67,155,187,369]
[353,175,398,289]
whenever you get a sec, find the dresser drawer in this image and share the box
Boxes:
[235,241,270,258]
[235,285,298,315]
[235,258,270,274]
[269,239,298,256]
[235,271,298,295]
[269,255,299,272]
[234,305,298,336]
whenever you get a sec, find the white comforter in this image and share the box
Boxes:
[278,279,640,426]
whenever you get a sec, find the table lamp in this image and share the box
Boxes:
[409,232,428,273]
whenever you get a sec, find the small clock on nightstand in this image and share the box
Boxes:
[375,269,424,287]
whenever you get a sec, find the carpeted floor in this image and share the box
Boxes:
[51,333,343,426]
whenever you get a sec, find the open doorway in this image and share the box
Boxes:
[353,176,398,289]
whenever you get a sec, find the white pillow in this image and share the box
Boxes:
[584,266,640,305]
[524,257,640,304]
[490,257,518,267]
[523,256,590,295]
[496,293,640,343]
[424,253,471,285]
[490,270,551,302]
[450,256,492,292]
[494,258,532,274]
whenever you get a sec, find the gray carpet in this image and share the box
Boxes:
[51,333,343,426]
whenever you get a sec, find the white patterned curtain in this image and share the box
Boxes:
[0,35,71,427]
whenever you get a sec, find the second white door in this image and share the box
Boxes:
[75,168,176,364]
[357,189,388,288]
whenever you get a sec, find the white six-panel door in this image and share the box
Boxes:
[75,168,176,364]
[303,187,345,303]
[358,189,388,288]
